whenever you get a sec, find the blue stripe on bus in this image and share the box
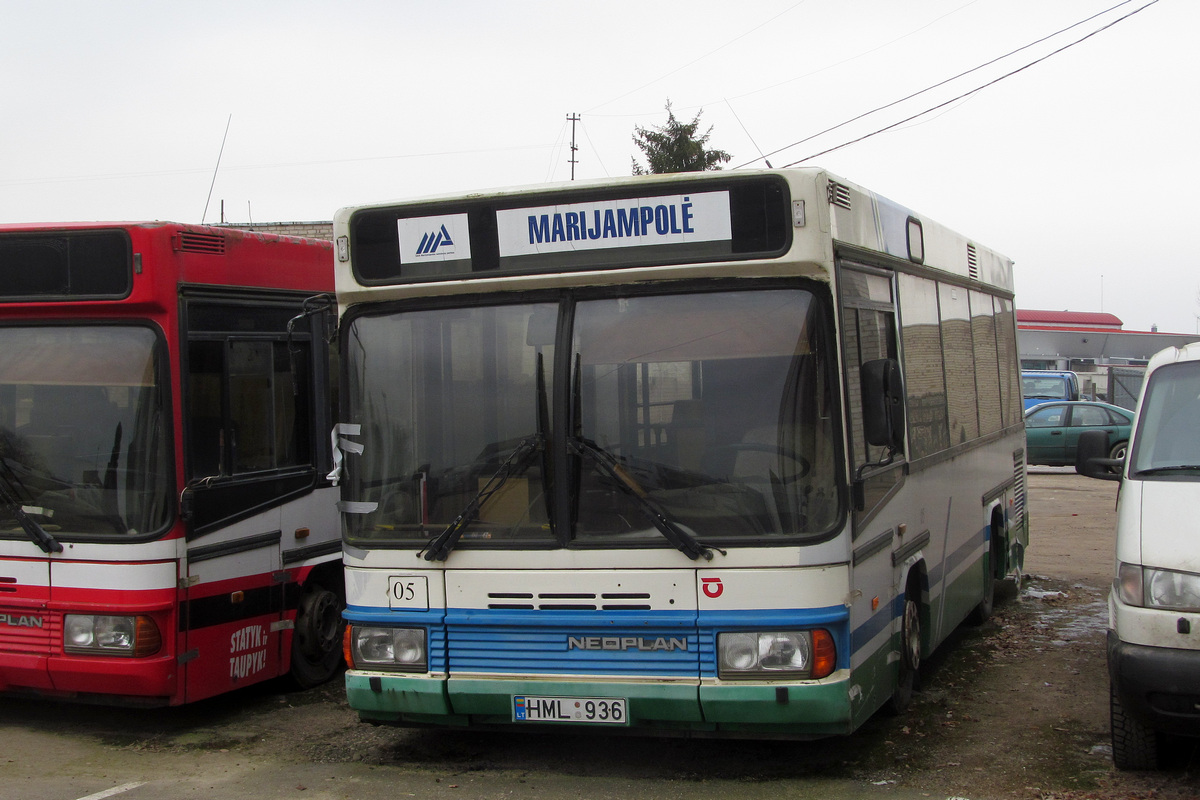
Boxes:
[852,522,990,658]
[850,595,904,656]
[345,604,851,677]
[927,523,988,589]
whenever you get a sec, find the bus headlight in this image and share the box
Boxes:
[717,630,836,679]
[348,626,426,671]
[63,615,162,657]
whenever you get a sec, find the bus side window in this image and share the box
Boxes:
[183,299,320,533]
[839,264,903,526]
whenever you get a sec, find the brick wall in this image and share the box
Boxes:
[219,222,334,240]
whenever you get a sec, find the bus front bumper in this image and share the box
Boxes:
[346,670,854,737]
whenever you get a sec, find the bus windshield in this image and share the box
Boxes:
[0,326,171,538]
[343,286,840,548]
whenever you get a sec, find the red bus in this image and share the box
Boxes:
[0,222,343,705]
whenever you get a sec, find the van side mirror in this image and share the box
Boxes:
[861,358,905,453]
[1075,428,1122,481]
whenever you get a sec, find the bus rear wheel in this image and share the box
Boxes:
[289,583,345,689]
[969,528,1003,625]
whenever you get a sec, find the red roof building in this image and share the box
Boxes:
[1016,309,1200,402]
[1017,310,1124,330]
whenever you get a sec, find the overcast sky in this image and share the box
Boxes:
[3,0,1196,333]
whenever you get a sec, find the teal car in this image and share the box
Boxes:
[1024,400,1133,466]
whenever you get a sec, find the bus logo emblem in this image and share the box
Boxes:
[701,577,723,598]
[416,225,456,257]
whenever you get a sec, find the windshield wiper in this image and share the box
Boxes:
[569,436,714,562]
[420,434,543,562]
[0,460,62,554]
[1134,464,1200,476]
[421,352,554,562]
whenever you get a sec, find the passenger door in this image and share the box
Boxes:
[179,291,321,702]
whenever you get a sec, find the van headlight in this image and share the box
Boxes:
[1119,563,1200,611]
[717,630,836,679]
[348,626,426,671]
[63,614,162,657]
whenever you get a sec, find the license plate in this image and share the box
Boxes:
[513,695,628,725]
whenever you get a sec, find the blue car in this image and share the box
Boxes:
[1022,370,1081,412]
[1024,400,1134,466]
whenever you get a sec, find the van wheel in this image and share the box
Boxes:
[887,580,921,714]
[1111,681,1162,770]
[289,583,345,689]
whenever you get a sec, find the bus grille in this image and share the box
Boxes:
[446,618,705,678]
[486,591,652,611]
[0,606,57,655]
[176,231,227,254]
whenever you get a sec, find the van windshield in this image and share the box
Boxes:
[1022,375,1070,400]
[1129,361,1200,475]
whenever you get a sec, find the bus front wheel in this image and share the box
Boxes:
[289,583,345,689]
[888,580,922,714]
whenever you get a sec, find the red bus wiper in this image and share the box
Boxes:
[0,461,62,554]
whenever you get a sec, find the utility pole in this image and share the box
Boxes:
[567,113,580,180]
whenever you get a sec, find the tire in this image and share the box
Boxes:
[1108,441,1128,475]
[1111,681,1162,770]
[969,530,1002,625]
[288,583,345,689]
[888,581,921,715]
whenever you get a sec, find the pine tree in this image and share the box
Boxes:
[631,102,731,175]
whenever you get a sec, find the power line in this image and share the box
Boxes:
[578,118,611,178]
[582,0,985,121]
[583,1,809,115]
[776,0,1159,168]
[734,0,1137,169]
[1,143,560,189]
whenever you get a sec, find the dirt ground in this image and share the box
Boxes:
[5,469,1200,800]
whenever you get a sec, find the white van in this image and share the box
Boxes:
[1078,342,1200,770]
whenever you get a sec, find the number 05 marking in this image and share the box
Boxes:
[387,575,430,610]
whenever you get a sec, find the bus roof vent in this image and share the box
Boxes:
[827,181,852,210]
[967,243,979,280]
[175,231,227,255]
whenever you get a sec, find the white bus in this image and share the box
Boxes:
[332,169,1027,736]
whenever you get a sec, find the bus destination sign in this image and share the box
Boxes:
[496,190,731,258]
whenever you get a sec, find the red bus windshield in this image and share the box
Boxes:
[0,325,171,538]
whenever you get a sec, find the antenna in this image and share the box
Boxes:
[725,99,771,168]
[202,114,232,224]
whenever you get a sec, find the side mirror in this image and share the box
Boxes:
[861,358,905,453]
[1075,428,1122,481]
[179,485,195,522]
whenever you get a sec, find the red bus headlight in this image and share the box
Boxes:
[63,614,161,658]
